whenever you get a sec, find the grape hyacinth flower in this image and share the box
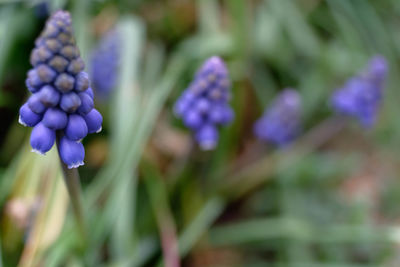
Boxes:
[34,1,50,19]
[174,56,234,150]
[331,56,388,128]
[253,89,302,146]
[19,10,102,169]
[89,30,120,99]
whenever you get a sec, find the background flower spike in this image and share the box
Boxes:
[331,55,388,128]
[174,56,234,150]
[89,30,121,99]
[254,89,303,146]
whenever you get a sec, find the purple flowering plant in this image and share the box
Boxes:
[253,89,302,146]
[174,56,234,150]
[19,10,102,169]
[89,30,120,99]
[331,56,388,128]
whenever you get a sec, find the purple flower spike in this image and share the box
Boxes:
[30,123,56,154]
[58,137,85,169]
[90,30,120,98]
[19,103,42,127]
[174,56,233,150]
[331,55,388,128]
[65,114,88,141]
[19,10,102,168]
[254,89,302,146]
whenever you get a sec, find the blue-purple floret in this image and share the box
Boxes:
[89,30,120,98]
[174,56,234,150]
[253,89,302,146]
[331,56,388,128]
[19,10,103,168]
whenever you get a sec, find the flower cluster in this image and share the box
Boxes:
[331,56,388,127]
[253,89,302,146]
[174,56,234,150]
[89,30,120,99]
[19,10,102,168]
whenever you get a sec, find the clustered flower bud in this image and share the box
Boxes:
[253,89,302,146]
[331,56,388,128]
[174,56,234,150]
[90,30,120,99]
[19,10,102,168]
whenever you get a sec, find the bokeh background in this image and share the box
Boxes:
[1,0,400,266]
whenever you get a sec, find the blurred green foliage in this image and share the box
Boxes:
[1,0,400,266]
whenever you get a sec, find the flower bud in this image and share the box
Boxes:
[174,97,190,117]
[60,45,79,60]
[75,72,89,92]
[19,103,42,127]
[55,73,75,93]
[42,108,68,130]
[83,109,102,133]
[85,87,94,98]
[25,78,38,93]
[30,47,53,66]
[77,92,94,115]
[209,104,233,125]
[58,136,85,168]
[60,92,81,113]
[48,56,69,72]
[30,123,55,154]
[195,98,211,114]
[36,64,57,83]
[65,114,88,141]
[67,58,85,74]
[28,94,46,114]
[27,69,42,88]
[38,85,60,107]
[45,39,62,53]
[195,125,218,150]
[183,110,203,129]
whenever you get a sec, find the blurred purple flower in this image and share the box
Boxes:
[89,30,120,99]
[19,10,103,168]
[331,56,388,128]
[34,1,50,19]
[254,89,302,146]
[174,56,234,150]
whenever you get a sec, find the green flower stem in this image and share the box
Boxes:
[143,163,180,267]
[56,134,87,246]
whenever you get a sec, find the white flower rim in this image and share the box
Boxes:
[18,116,28,127]
[68,161,84,169]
